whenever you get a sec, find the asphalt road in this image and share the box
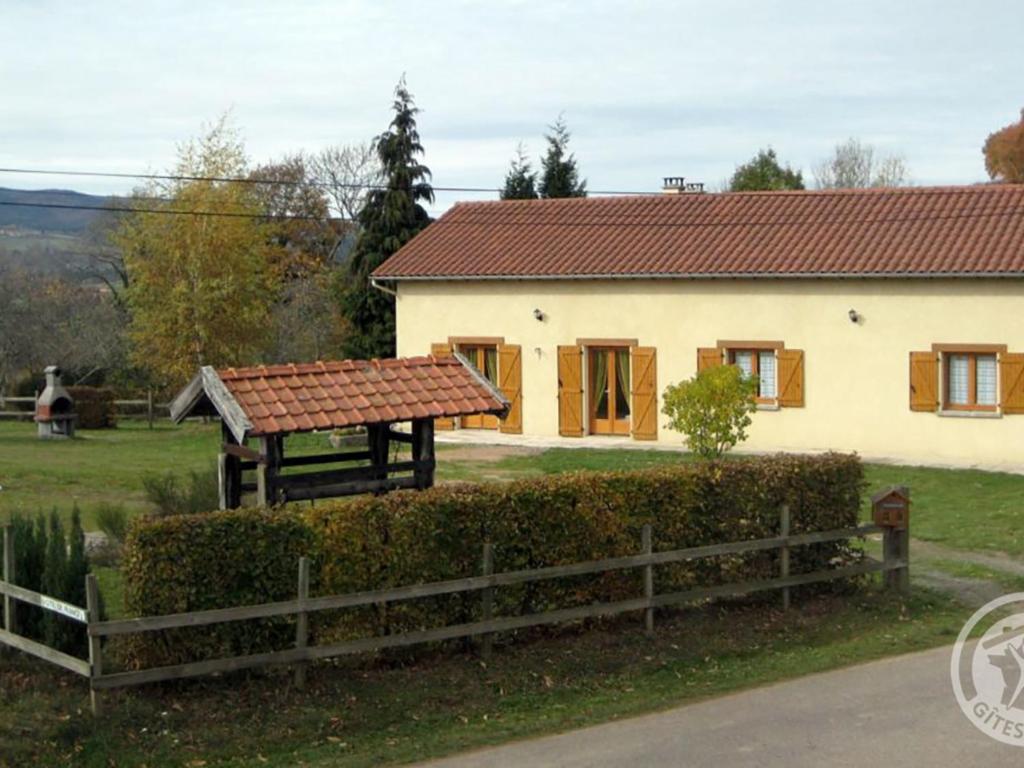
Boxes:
[418,645,1018,767]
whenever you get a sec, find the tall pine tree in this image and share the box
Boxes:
[500,143,539,200]
[342,78,434,359]
[538,117,587,198]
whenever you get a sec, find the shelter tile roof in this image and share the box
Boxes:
[172,356,508,439]
[372,185,1024,280]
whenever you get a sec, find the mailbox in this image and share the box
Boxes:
[871,485,910,529]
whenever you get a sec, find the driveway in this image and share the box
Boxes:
[417,644,1017,767]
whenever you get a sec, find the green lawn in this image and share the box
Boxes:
[2,421,1023,558]
[0,587,967,768]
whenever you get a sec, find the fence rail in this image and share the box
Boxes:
[0,393,170,427]
[0,511,910,715]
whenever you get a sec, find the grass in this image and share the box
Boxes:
[0,587,968,768]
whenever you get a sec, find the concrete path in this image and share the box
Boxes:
[418,645,1018,767]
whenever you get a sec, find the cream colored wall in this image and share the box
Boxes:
[395,279,1024,468]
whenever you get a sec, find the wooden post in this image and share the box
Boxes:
[294,557,310,690]
[642,524,654,636]
[3,525,15,638]
[411,419,436,490]
[146,389,154,430]
[256,435,279,507]
[480,542,494,660]
[85,574,103,716]
[367,424,391,491]
[219,423,242,509]
[779,505,791,611]
[882,522,910,594]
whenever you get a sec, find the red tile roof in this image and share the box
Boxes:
[373,185,1024,279]
[215,356,507,436]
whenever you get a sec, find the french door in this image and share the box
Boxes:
[460,345,500,429]
[588,347,631,435]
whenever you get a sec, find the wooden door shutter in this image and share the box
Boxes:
[431,342,456,430]
[909,351,939,412]
[630,347,658,441]
[497,344,523,433]
[1000,353,1024,415]
[697,347,723,373]
[557,345,584,437]
[777,349,805,408]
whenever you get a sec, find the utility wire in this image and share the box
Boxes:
[0,199,351,222]
[0,166,658,197]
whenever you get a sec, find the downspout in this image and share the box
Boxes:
[370,277,398,297]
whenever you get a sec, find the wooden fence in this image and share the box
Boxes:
[0,511,910,715]
[0,393,169,427]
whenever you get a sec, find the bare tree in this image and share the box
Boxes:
[813,138,910,189]
[309,142,382,221]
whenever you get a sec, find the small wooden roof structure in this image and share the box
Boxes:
[169,355,508,508]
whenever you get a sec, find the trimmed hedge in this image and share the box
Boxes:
[66,386,116,429]
[122,509,315,669]
[121,453,863,668]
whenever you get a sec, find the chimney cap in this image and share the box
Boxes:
[662,177,705,194]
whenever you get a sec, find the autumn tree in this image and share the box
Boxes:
[813,138,909,189]
[115,116,278,388]
[500,143,539,200]
[729,148,804,191]
[341,79,434,359]
[539,117,587,198]
[983,109,1024,183]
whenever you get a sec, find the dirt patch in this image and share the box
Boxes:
[915,569,1007,608]
[913,538,1024,577]
[438,445,542,463]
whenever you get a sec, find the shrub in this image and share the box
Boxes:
[95,502,129,544]
[142,467,219,516]
[662,366,758,458]
[121,509,315,668]
[3,507,94,655]
[122,453,864,667]
[65,386,117,429]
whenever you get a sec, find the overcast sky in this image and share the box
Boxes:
[2,0,1022,215]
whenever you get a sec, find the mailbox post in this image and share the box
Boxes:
[872,485,910,593]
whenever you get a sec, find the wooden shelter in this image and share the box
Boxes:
[169,355,509,508]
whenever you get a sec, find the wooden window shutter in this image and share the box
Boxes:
[777,349,805,408]
[909,351,939,412]
[697,347,723,373]
[431,342,456,430]
[1000,352,1024,414]
[557,345,584,437]
[630,347,658,440]
[497,344,523,433]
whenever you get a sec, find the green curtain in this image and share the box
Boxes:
[593,351,609,418]
[484,348,498,384]
[615,349,631,418]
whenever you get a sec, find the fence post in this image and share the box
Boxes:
[642,524,654,636]
[779,505,791,611]
[85,574,103,716]
[146,389,154,430]
[480,542,494,661]
[294,556,310,690]
[3,525,15,639]
[882,522,910,594]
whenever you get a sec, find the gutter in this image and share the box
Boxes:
[371,271,1024,282]
[369,277,399,296]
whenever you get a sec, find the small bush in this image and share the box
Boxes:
[662,366,758,458]
[122,508,315,668]
[142,467,219,516]
[95,503,129,544]
[65,386,117,429]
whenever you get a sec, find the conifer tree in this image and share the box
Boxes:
[500,144,539,200]
[538,117,587,199]
[342,78,434,359]
[42,511,67,649]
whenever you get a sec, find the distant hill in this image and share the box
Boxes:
[0,186,110,234]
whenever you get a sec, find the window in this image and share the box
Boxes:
[459,344,500,428]
[728,348,779,403]
[944,352,998,411]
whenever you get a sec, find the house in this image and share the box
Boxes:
[371,183,1024,468]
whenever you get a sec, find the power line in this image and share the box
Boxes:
[0,166,658,197]
[0,199,351,222]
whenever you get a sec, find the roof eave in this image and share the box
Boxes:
[374,271,1024,281]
